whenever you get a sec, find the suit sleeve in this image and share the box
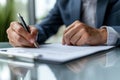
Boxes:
[101,26,119,46]
[35,1,63,44]
[110,26,120,46]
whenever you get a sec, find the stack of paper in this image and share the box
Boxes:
[0,43,114,64]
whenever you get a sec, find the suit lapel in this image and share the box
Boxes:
[96,0,109,27]
[70,0,81,23]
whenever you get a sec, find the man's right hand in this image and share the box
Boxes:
[7,21,38,47]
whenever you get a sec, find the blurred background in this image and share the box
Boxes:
[0,0,65,43]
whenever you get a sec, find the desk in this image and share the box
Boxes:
[0,42,120,80]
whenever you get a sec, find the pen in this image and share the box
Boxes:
[17,13,39,48]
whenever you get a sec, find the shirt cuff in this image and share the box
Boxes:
[101,26,119,46]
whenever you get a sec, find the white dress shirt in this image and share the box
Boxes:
[81,0,119,45]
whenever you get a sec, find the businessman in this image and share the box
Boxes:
[7,0,120,47]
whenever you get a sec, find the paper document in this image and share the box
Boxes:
[0,43,114,63]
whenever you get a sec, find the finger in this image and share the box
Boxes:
[75,29,87,46]
[70,30,82,45]
[8,29,34,47]
[7,27,16,42]
[15,35,34,47]
[64,24,81,45]
[63,26,73,45]
[76,37,87,46]
[9,40,34,47]
[64,20,80,34]
[30,26,38,39]
[10,22,34,43]
[9,40,25,47]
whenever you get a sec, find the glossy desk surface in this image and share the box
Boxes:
[0,42,120,80]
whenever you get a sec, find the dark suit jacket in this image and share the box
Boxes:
[36,0,120,46]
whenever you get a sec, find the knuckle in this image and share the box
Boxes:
[10,21,17,26]
[10,22,14,26]
[74,24,79,28]
[64,34,69,39]
[77,23,81,26]
[16,26,23,33]
[73,24,81,30]
[74,20,80,24]
[74,23,84,29]
[78,23,84,27]
[82,28,87,32]
[76,24,82,28]
[10,22,22,33]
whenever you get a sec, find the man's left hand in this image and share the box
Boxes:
[62,20,107,46]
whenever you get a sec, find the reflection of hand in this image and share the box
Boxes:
[7,22,38,47]
[62,20,107,46]
[66,58,88,73]
[9,64,28,78]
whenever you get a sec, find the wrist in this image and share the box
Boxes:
[99,28,107,44]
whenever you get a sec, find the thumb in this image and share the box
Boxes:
[29,26,38,43]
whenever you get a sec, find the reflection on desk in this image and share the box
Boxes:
[0,42,120,80]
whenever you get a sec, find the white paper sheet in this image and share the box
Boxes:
[0,43,114,63]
